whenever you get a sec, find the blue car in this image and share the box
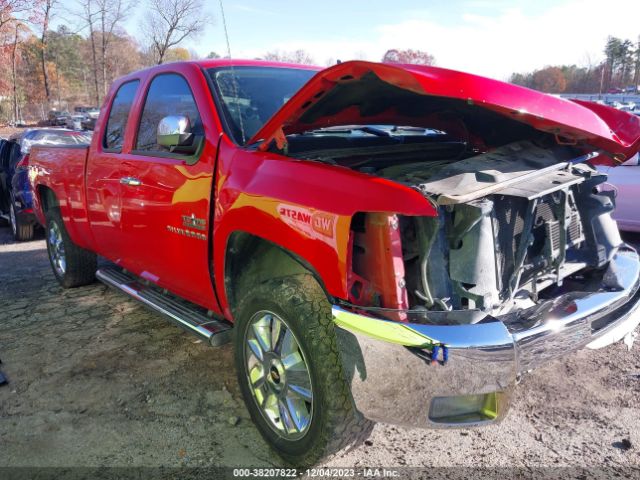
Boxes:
[0,129,92,240]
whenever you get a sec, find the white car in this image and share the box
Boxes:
[86,108,100,119]
[66,115,85,130]
[598,153,640,232]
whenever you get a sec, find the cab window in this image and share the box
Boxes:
[135,73,202,154]
[103,80,140,151]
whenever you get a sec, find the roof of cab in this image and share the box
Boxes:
[115,59,321,84]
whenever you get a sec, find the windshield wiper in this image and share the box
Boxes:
[303,125,391,137]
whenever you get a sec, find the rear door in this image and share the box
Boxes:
[118,69,219,309]
[86,79,140,262]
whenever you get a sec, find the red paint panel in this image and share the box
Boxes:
[29,145,94,250]
[211,140,435,319]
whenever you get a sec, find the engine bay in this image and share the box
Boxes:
[273,118,626,323]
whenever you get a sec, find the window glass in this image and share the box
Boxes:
[103,80,139,151]
[135,74,202,153]
[207,67,316,145]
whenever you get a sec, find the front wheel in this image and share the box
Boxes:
[45,208,97,288]
[234,275,373,466]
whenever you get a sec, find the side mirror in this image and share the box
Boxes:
[157,115,193,150]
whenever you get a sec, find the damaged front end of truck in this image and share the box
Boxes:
[250,61,640,428]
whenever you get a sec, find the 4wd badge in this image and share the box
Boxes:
[182,214,206,231]
[277,204,337,247]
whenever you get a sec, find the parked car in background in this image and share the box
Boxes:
[86,107,100,119]
[47,110,61,125]
[54,111,70,126]
[81,116,97,130]
[619,102,636,112]
[598,153,640,232]
[0,139,10,226]
[66,114,85,130]
[74,106,99,116]
[0,128,92,240]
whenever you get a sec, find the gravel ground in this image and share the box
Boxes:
[1,223,639,477]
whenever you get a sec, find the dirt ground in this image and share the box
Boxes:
[1,223,639,476]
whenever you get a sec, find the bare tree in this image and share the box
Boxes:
[143,0,205,64]
[382,49,435,66]
[262,49,315,65]
[9,19,27,123]
[76,0,100,104]
[94,0,131,96]
[36,0,56,104]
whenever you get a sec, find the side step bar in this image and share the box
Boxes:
[96,265,232,346]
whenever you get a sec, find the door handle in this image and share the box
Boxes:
[120,176,142,186]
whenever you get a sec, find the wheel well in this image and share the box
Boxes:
[224,232,331,315]
[38,186,58,214]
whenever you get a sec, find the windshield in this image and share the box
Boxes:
[207,66,316,145]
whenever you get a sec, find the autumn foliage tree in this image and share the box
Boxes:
[0,0,34,121]
[382,48,435,65]
[532,66,567,93]
[510,35,640,93]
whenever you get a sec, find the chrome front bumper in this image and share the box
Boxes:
[333,249,640,428]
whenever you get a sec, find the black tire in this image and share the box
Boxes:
[10,201,34,241]
[45,208,97,288]
[234,274,373,466]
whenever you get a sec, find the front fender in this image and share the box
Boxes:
[213,144,436,319]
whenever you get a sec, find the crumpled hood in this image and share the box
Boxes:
[249,61,640,165]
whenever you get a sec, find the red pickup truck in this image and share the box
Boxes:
[29,59,640,465]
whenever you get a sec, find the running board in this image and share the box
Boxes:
[96,266,232,346]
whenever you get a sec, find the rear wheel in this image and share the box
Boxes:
[234,274,373,466]
[45,208,96,288]
[10,201,34,241]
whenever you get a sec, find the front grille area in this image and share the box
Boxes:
[491,187,585,301]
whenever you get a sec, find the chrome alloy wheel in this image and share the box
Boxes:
[48,220,67,277]
[244,311,313,440]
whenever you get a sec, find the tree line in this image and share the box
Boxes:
[0,0,211,123]
[13,1,636,127]
[509,35,640,94]
[1,0,440,127]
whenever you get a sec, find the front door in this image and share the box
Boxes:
[118,72,218,309]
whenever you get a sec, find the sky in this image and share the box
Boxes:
[58,0,640,81]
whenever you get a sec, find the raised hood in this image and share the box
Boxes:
[249,61,640,165]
